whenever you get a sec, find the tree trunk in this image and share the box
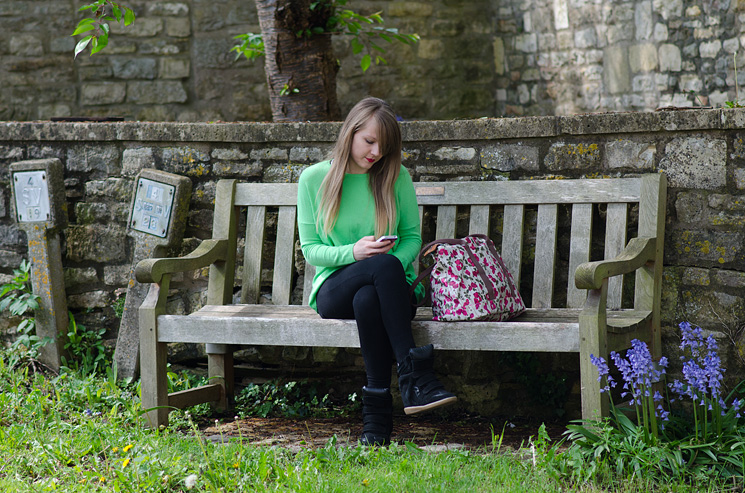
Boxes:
[256,0,341,122]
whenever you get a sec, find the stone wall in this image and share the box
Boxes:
[1,0,743,122]
[1,108,745,418]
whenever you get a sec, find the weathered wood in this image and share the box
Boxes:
[605,203,627,308]
[302,262,315,305]
[468,205,490,235]
[137,174,666,425]
[242,206,266,304]
[501,204,524,286]
[532,204,558,308]
[272,206,297,305]
[169,384,223,410]
[567,204,593,308]
[435,205,457,239]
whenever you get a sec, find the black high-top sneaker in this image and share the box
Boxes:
[397,344,457,415]
[360,386,393,446]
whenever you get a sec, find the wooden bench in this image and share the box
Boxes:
[136,174,667,427]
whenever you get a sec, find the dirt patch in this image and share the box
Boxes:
[203,413,568,453]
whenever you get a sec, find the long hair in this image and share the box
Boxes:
[318,97,402,238]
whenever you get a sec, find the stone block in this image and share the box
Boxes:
[112,58,157,79]
[0,249,24,269]
[699,40,722,58]
[289,147,323,163]
[630,44,658,72]
[162,146,210,176]
[166,17,192,38]
[104,264,131,286]
[85,178,131,202]
[263,164,305,183]
[678,74,703,93]
[68,291,110,309]
[545,142,601,170]
[659,44,682,72]
[659,137,726,189]
[605,139,655,169]
[735,168,745,190]
[493,37,505,75]
[671,229,743,267]
[388,2,434,17]
[715,270,745,288]
[147,2,189,16]
[250,148,289,161]
[653,23,668,42]
[81,83,126,105]
[604,45,631,93]
[212,148,249,161]
[632,74,656,92]
[67,145,121,177]
[122,147,155,177]
[111,17,163,37]
[683,267,710,286]
[50,36,75,54]
[159,58,190,79]
[417,39,443,60]
[64,267,98,288]
[574,28,597,49]
[515,33,538,53]
[213,161,262,177]
[430,147,477,162]
[635,1,653,40]
[66,225,127,263]
[723,38,740,54]
[10,34,42,56]
[138,40,183,55]
[480,143,539,171]
[127,81,187,104]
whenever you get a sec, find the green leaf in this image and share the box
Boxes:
[113,4,122,22]
[351,38,363,55]
[91,32,109,55]
[74,35,93,58]
[100,22,110,35]
[71,22,96,36]
[360,54,371,72]
[124,7,135,26]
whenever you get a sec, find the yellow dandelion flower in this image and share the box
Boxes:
[233,462,240,469]
[123,444,134,453]
[362,479,369,487]
[111,447,119,453]
[122,458,131,469]
[99,477,106,483]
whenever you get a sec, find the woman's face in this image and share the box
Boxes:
[347,118,382,174]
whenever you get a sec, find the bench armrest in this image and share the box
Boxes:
[135,239,230,283]
[574,237,657,290]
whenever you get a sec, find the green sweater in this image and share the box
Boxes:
[297,160,423,311]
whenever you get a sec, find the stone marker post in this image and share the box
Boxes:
[10,159,69,371]
[114,169,191,381]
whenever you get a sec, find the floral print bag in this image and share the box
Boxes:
[411,234,526,322]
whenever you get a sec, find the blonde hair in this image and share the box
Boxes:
[318,97,402,238]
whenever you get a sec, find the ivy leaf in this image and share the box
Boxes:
[74,35,94,58]
[360,54,371,72]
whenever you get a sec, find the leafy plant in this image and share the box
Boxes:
[543,322,745,486]
[61,312,110,376]
[231,0,419,73]
[725,51,743,108]
[235,379,356,418]
[0,260,51,367]
[72,0,135,58]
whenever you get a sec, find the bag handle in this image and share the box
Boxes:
[468,234,520,299]
[409,235,497,304]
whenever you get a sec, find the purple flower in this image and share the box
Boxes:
[590,354,615,392]
[669,322,726,410]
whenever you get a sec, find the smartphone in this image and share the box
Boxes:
[376,235,398,242]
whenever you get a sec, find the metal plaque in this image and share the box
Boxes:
[130,177,176,238]
[13,170,51,223]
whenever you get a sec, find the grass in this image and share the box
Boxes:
[0,353,737,492]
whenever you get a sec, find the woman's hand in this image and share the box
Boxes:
[353,236,396,260]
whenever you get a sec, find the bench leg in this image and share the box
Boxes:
[206,343,234,410]
[579,283,609,421]
[139,283,170,428]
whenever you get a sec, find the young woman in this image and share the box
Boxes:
[297,97,456,446]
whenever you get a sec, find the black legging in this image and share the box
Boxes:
[316,254,416,389]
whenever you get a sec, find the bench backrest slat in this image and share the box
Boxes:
[501,204,524,287]
[468,205,490,235]
[532,204,558,308]
[242,206,266,304]
[604,203,628,309]
[272,206,297,305]
[567,204,593,308]
[220,176,663,310]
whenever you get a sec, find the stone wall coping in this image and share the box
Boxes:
[0,108,743,144]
